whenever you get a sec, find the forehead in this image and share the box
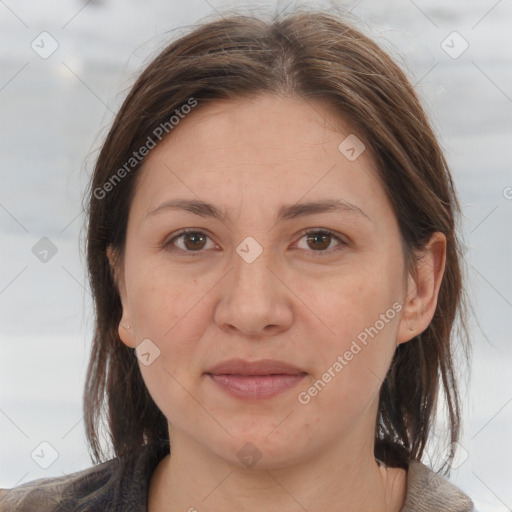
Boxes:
[148,94,363,163]
[130,94,390,225]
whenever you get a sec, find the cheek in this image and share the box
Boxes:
[138,361,209,434]
[292,262,402,414]
[293,260,402,344]
[127,258,207,339]
[126,262,212,406]
[130,275,211,428]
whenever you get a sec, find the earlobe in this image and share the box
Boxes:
[118,319,137,349]
[396,232,447,345]
[107,245,137,349]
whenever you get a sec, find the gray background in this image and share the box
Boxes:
[1,0,511,510]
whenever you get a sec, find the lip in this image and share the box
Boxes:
[205,358,305,376]
[205,358,307,400]
[208,374,306,400]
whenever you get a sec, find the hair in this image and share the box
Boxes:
[83,7,470,473]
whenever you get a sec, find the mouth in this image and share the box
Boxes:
[205,358,307,400]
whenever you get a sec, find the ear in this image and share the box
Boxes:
[396,232,447,345]
[107,246,137,349]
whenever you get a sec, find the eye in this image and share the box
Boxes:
[295,229,347,255]
[164,229,216,254]
[163,228,347,256]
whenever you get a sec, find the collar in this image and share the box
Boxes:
[400,460,474,511]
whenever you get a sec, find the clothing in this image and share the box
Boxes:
[0,441,474,511]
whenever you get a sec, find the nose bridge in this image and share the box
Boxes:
[231,234,276,299]
[214,234,292,336]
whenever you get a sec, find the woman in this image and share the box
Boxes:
[0,8,474,511]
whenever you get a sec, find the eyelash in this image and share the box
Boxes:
[163,228,348,257]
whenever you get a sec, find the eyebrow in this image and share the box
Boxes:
[147,198,372,224]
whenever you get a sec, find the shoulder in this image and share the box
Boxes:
[402,460,475,512]
[0,441,168,512]
[0,456,121,512]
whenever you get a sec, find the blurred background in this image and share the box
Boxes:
[0,0,511,509]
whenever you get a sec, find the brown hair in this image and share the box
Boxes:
[83,8,470,472]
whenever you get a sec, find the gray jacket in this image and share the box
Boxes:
[0,442,475,511]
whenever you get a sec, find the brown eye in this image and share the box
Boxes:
[182,232,207,250]
[306,232,332,251]
[165,230,214,254]
[296,230,346,254]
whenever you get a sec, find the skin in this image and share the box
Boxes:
[108,94,446,512]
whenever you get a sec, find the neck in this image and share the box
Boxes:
[148,426,406,512]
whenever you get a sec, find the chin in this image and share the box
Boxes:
[205,422,315,471]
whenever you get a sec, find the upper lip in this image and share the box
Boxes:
[205,358,306,376]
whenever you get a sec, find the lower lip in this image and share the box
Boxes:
[207,373,307,400]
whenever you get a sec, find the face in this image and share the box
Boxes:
[112,94,425,469]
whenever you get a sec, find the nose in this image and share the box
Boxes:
[214,243,293,338]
